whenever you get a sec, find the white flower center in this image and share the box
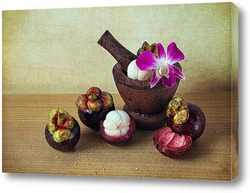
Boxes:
[157,64,169,77]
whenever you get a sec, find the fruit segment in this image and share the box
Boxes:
[103,110,130,137]
[100,110,136,145]
[127,60,152,81]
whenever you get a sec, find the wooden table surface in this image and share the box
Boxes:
[2,92,238,180]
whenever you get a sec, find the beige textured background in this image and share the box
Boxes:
[2,2,238,94]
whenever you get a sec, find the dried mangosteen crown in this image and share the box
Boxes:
[137,42,158,57]
[166,97,189,125]
[48,108,74,142]
[76,87,114,112]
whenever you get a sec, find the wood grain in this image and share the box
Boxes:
[2,92,238,180]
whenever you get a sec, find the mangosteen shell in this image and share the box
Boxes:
[45,118,80,152]
[78,105,115,132]
[167,102,206,141]
[153,127,193,158]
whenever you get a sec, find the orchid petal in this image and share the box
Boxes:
[150,70,161,88]
[162,65,176,88]
[157,43,166,60]
[172,65,186,80]
[166,42,185,65]
[136,50,158,71]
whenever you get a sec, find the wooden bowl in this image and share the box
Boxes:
[112,62,181,114]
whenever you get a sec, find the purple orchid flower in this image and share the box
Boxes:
[136,42,185,88]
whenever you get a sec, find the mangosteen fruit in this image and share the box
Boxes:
[76,87,115,132]
[45,108,80,152]
[99,110,136,146]
[166,97,206,141]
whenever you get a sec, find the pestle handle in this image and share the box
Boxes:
[97,30,137,71]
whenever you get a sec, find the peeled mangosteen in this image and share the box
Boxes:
[45,108,80,152]
[99,110,136,146]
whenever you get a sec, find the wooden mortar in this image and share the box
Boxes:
[98,30,181,129]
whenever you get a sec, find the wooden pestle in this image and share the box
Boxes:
[97,30,137,72]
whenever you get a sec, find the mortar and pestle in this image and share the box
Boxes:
[98,30,181,130]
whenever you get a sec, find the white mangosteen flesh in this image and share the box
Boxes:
[127,60,152,81]
[103,110,131,137]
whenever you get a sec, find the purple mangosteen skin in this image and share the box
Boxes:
[45,118,80,152]
[167,103,206,141]
[78,104,115,132]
